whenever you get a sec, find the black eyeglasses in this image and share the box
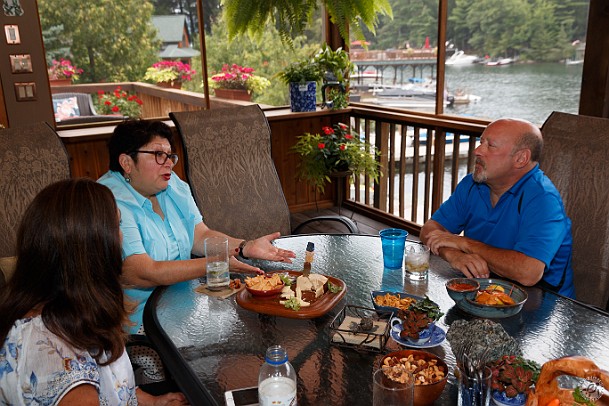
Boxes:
[132,150,179,165]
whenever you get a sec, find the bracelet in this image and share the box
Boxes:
[238,240,250,260]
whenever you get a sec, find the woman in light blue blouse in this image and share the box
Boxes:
[98,121,296,335]
[0,179,186,405]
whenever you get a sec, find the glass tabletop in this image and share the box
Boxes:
[145,234,609,406]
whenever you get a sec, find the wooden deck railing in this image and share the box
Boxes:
[345,104,487,233]
[55,83,489,233]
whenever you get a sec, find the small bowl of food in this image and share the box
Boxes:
[379,349,449,405]
[244,273,285,297]
[371,290,421,315]
[458,279,528,318]
[445,278,480,303]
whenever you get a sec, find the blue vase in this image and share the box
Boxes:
[289,82,316,112]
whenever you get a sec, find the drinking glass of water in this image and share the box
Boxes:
[205,236,230,291]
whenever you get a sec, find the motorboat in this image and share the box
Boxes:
[486,57,514,66]
[565,59,584,65]
[451,89,481,105]
[445,50,479,66]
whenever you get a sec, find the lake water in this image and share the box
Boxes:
[369,62,584,126]
[444,62,583,125]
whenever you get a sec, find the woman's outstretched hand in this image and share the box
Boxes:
[246,232,296,263]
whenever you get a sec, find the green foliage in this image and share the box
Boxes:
[205,14,320,106]
[38,0,161,83]
[314,45,354,83]
[291,122,380,193]
[276,61,323,84]
[221,0,392,46]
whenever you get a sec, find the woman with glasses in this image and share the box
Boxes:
[0,179,187,405]
[98,120,295,384]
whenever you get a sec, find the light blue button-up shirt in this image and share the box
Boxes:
[98,170,203,333]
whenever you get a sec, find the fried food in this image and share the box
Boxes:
[245,274,283,290]
[374,293,417,311]
[475,288,516,305]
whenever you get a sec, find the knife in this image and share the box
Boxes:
[303,242,315,277]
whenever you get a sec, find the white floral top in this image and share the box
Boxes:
[0,316,137,405]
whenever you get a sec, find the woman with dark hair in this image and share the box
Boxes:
[98,120,295,335]
[0,178,186,405]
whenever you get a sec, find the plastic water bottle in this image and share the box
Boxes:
[258,345,297,406]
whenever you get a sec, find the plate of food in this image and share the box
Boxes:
[370,290,421,315]
[236,270,346,319]
[244,273,285,297]
[455,278,527,318]
[390,323,446,349]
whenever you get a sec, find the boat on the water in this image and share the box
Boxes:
[565,58,584,65]
[446,50,480,66]
[486,57,514,66]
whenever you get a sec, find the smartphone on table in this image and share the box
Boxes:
[224,386,258,406]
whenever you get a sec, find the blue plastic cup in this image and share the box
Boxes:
[379,228,408,269]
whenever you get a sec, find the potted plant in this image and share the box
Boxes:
[143,60,196,89]
[94,86,143,119]
[47,59,82,86]
[277,60,323,112]
[314,45,355,109]
[291,122,380,193]
[489,355,541,406]
[209,64,271,101]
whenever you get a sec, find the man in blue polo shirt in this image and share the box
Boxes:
[420,118,575,298]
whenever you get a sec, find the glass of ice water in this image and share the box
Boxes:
[205,236,230,291]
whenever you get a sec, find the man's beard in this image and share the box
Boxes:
[473,160,487,183]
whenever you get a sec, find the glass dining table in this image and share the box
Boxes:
[143,234,609,406]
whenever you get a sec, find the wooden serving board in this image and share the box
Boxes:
[236,271,347,319]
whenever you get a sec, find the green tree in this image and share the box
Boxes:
[374,0,438,50]
[205,14,321,106]
[38,0,161,83]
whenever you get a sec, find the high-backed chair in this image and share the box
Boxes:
[540,111,609,309]
[52,92,128,124]
[0,122,71,261]
[170,105,358,241]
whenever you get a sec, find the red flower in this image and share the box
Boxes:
[338,123,348,130]
[318,143,326,149]
[339,144,346,150]
[322,126,334,135]
[136,99,143,105]
[104,100,112,106]
[344,134,354,140]
[111,106,119,113]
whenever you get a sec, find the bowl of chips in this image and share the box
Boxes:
[371,290,421,315]
[245,273,285,297]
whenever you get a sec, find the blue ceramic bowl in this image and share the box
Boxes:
[445,278,480,303]
[370,290,422,315]
[456,279,527,318]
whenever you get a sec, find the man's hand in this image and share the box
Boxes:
[425,229,468,255]
[443,249,490,279]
